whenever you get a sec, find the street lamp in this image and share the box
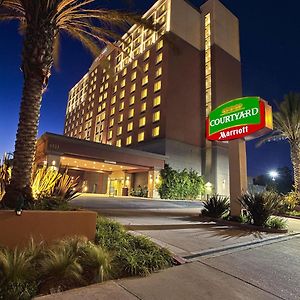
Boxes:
[269,170,279,181]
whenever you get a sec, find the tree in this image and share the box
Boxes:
[257,93,300,191]
[0,0,144,207]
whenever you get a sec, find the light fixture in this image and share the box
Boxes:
[269,170,279,181]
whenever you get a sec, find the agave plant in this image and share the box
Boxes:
[0,0,148,208]
[202,194,230,218]
[238,192,282,226]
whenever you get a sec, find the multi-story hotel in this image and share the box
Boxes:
[36,0,242,197]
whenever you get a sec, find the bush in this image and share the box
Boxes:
[95,217,173,277]
[281,191,300,212]
[201,194,230,218]
[130,186,148,198]
[265,217,287,230]
[238,192,282,226]
[158,165,205,200]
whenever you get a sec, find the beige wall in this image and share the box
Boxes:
[169,0,201,50]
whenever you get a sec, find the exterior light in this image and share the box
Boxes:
[269,170,279,181]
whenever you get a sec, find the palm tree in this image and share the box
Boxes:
[258,93,300,191]
[0,0,145,207]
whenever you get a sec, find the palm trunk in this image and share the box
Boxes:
[4,24,55,207]
[290,145,300,191]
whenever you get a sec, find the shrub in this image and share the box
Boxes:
[0,280,37,300]
[265,217,287,230]
[158,165,205,200]
[0,153,12,202]
[95,217,173,277]
[202,194,230,218]
[130,186,148,198]
[238,192,282,226]
[281,190,300,212]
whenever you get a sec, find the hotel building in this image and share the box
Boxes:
[36,0,242,197]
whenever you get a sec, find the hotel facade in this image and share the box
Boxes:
[36,0,242,197]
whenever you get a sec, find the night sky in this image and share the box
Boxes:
[0,0,299,177]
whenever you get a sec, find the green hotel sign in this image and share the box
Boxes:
[206,97,273,141]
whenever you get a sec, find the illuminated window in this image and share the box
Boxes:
[118,113,123,123]
[139,116,146,127]
[156,53,163,64]
[120,90,125,99]
[142,75,149,86]
[131,71,137,81]
[156,40,163,51]
[100,86,104,93]
[128,108,134,119]
[129,96,135,106]
[130,83,136,93]
[115,75,119,82]
[116,139,121,147]
[111,96,116,104]
[109,118,114,127]
[110,107,115,116]
[103,92,108,99]
[99,95,103,103]
[113,85,117,93]
[141,88,147,99]
[108,130,113,139]
[138,132,145,142]
[117,126,122,135]
[144,63,149,72]
[154,81,162,92]
[132,60,138,69]
[144,50,150,60]
[121,79,126,88]
[119,102,124,111]
[104,82,109,90]
[153,111,160,122]
[141,102,147,113]
[122,68,127,77]
[126,136,132,145]
[156,67,162,78]
[127,122,133,132]
[152,126,160,137]
[101,102,106,110]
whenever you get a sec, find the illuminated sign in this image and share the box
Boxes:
[206,97,273,141]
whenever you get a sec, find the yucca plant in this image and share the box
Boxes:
[0,0,149,208]
[238,192,282,226]
[202,194,230,218]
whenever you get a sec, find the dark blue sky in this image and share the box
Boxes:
[0,0,299,176]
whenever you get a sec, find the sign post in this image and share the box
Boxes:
[206,97,273,216]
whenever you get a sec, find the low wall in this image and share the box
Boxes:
[0,210,97,249]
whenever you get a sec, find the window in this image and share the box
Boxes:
[130,83,136,93]
[118,113,124,123]
[115,75,119,82]
[100,86,104,93]
[156,40,163,51]
[128,108,134,119]
[156,67,162,78]
[113,85,117,93]
[154,81,162,92]
[127,122,133,132]
[119,102,124,111]
[138,132,145,142]
[141,88,147,99]
[108,130,113,139]
[131,71,137,81]
[156,53,163,64]
[129,96,135,106]
[144,50,150,60]
[99,95,103,103]
[126,136,132,145]
[141,102,147,113]
[109,118,114,127]
[111,96,116,105]
[120,90,125,99]
[122,68,127,77]
[153,111,160,122]
[121,79,126,88]
[101,102,106,110]
[152,126,160,137]
[110,107,115,116]
[142,75,149,86]
[103,92,108,99]
[139,117,146,127]
[104,82,109,90]
[132,60,138,69]
[116,139,121,147]
[144,63,149,72]
[117,126,122,135]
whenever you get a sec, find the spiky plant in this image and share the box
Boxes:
[0,154,12,201]
[202,194,230,219]
[0,0,146,208]
[257,93,300,191]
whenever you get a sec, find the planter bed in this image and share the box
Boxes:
[0,210,97,248]
[199,216,288,234]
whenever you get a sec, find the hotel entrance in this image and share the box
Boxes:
[108,178,123,196]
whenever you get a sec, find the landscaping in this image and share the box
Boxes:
[0,217,173,299]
